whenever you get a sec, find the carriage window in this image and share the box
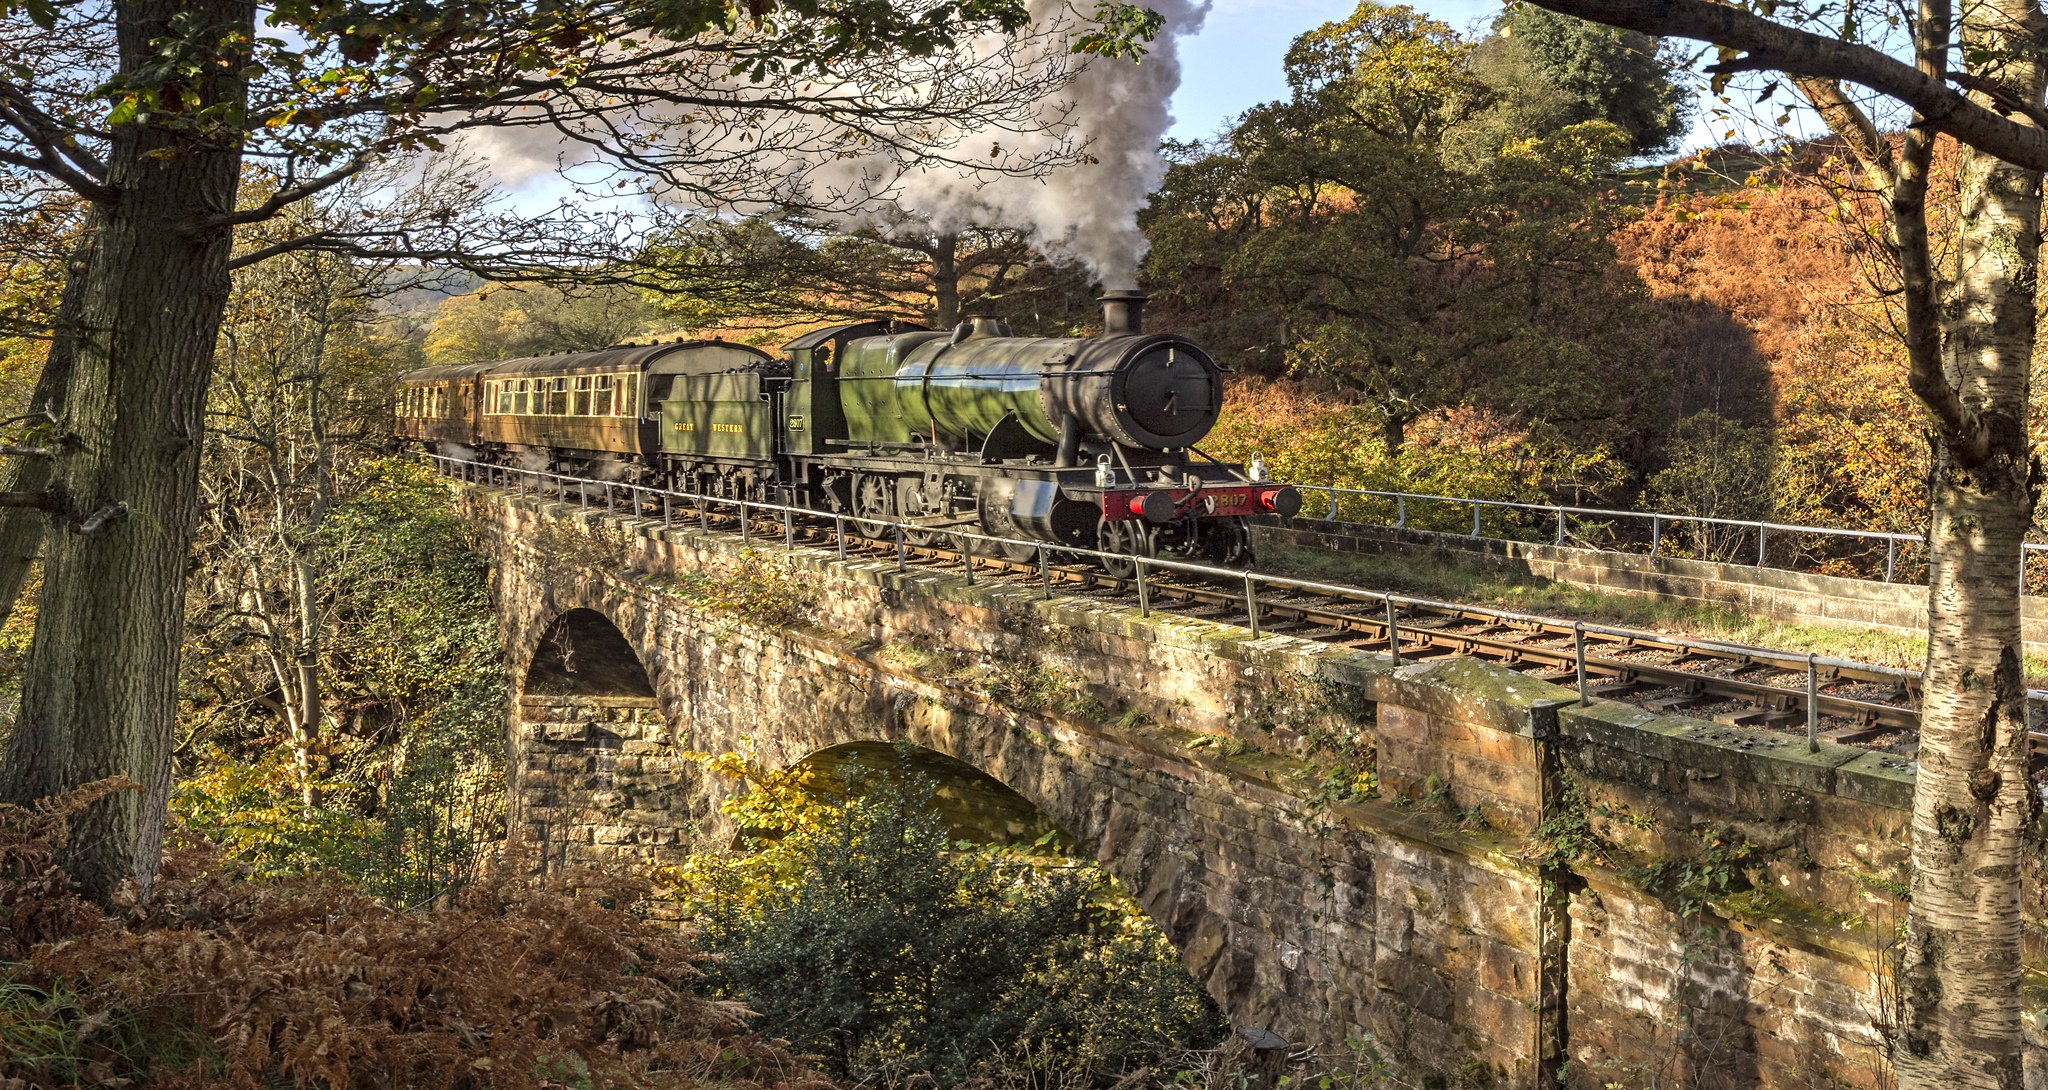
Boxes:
[551,377,569,415]
[572,375,591,416]
[510,380,526,415]
[592,374,611,417]
[616,373,638,417]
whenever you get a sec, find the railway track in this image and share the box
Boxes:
[450,460,2048,768]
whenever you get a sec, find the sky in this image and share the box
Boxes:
[1167,0,1508,143]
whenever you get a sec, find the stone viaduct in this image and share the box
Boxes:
[471,487,2048,1090]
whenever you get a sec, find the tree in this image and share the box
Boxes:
[1469,7,1691,158]
[1644,411,1775,561]
[1517,2,2043,1083]
[1143,3,1658,457]
[423,282,659,365]
[644,215,1098,334]
[0,0,1160,902]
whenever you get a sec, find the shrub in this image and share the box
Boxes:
[668,758,1228,1089]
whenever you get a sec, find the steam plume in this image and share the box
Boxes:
[877,0,1211,289]
[465,1,1208,292]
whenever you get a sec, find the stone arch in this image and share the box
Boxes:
[508,602,681,875]
[526,607,657,697]
[758,728,1275,1042]
[786,740,1069,849]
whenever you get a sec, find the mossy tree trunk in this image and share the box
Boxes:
[0,0,248,902]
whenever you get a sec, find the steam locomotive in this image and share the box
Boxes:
[394,292,1300,570]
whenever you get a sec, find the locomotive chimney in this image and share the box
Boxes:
[1100,290,1147,337]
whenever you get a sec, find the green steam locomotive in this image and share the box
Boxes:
[394,292,1298,568]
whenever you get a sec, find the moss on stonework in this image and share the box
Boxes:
[1716,887,1864,933]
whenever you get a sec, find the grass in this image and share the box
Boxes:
[1255,540,2048,686]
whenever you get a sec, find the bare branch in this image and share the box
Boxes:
[70,503,126,535]
[198,160,368,232]
[1793,78,1897,190]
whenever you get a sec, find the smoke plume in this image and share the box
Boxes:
[873,0,1211,289]
[465,1,1208,292]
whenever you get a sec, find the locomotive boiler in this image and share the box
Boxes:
[395,292,1298,572]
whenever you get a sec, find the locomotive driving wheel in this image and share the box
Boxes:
[853,474,895,538]
[1095,516,1155,581]
[978,496,1041,563]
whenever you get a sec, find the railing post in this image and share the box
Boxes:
[1806,653,1820,754]
[1136,557,1150,616]
[1555,507,1565,546]
[1396,494,1406,529]
[741,501,752,545]
[1323,487,1338,522]
[1039,550,1051,600]
[1885,538,1897,584]
[1384,597,1401,665]
[699,500,710,535]
[662,494,672,531]
[1651,514,1662,558]
[1574,622,1589,705]
[835,515,847,560]
[1472,503,1482,538]
[1243,573,1260,637]
[783,507,795,550]
[605,483,614,514]
[962,533,975,584]
[1757,524,1768,566]
[895,523,906,572]
[578,480,587,510]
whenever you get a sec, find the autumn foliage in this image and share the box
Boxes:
[0,779,828,1090]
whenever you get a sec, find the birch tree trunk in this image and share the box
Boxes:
[1896,140,2040,1089]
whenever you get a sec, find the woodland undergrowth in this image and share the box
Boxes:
[0,779,827,1090]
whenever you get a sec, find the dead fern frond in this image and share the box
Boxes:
[0,796,828,1090]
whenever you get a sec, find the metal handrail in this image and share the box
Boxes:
[1290,484,2048,585]
[418,452,2044,753]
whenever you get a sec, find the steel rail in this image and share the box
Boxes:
[417,454,2048,762]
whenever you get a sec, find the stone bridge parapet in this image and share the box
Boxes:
[470,489,2046,1090]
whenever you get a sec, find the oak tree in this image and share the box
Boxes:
[1143,4,1659,457]
[0,0,1156,902]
